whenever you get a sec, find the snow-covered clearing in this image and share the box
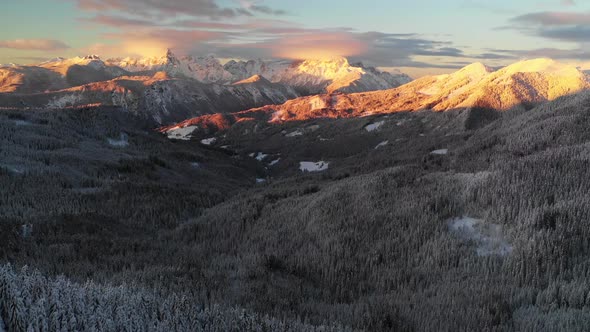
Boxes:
[375,141,389,149]
[3,165,24,174]
[431,149,448,155]
[365,120,385,132]
[200,137,217,145]
[250,152,267,161]
[108,133,128,147]
[286,130,304,137]
[167,126,198,140]
[448,217,512,256]
[13,120,32,126]
[300,161,329,172]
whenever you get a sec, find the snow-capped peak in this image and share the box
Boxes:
[456,62,494,77]
[499,58,579,75]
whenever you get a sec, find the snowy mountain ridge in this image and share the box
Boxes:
[106,50,411,93]
[161,58,590,137]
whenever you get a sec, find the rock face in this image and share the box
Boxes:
[161,58,590,135]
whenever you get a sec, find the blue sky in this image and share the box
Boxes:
[1,0,590,76]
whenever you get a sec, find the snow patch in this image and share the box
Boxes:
[256,178,266,183]
[431,149,448,155]
[268,158,280,166]
[167,126,198,140]
[253,152,268,161]
[299,161,329,172]
[365,120,385,132]
[3,165,24,174]
[190,162,200,168]
[47,94,83,108]
[200,137,217,145]
[286,130,304,137]
[375,141,389,149]
[108,133,128,147]
[448,217,512,257]
[13,120,32,126]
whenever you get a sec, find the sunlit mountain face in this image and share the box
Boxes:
[7,1,590,331]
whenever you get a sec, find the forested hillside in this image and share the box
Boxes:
[3,91,590,330]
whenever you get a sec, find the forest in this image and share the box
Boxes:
[2,91,590,331]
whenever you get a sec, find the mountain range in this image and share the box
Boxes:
[0,51,410,124]
[162,58,590,138]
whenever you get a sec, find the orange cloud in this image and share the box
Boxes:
[272,33,367,60]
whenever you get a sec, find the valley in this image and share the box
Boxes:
[3,51,590,331]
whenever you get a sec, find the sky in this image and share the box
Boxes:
[2,0,590,77]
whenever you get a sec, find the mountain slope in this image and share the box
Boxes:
[0,55,127,93]
[0,72,299,124]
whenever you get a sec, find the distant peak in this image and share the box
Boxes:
[301,56,349,65]
[502,58,579,75]
[166,49,180,65]
[82,55,101,60]
[458,62,494,75]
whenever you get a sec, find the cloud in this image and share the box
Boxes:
[0,39,70,51]
[502,10,590,44]
[69,0,284,19]
[61,0,515,69]
[561,0,575,6]
[510,11,590,25]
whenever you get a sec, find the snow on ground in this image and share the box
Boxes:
[268,158,280,166]
[448,217,512,257]
[286,130,304,137]
[47,94,83,109]
[190,162,200,168]
[256,178,266,183]
[2,165,24,174]
[108,133,129,147]
[13,120,32,126]
[299,161,329,172]
[375,141,389,149]
[200,137,217,145]
[365,120,385,132]
[307,124,321,132]
[431,149,448,155]
[249,152,269,160]
[166,126,198,140]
